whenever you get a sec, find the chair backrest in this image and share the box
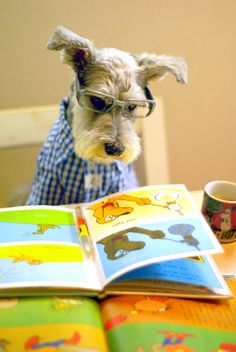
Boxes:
[0,98,169,207]
[138,97,170,185]
[0,105,59,207]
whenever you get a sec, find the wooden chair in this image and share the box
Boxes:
[0,98,169,207]
[137,97,170,186]
[0,105,59,207]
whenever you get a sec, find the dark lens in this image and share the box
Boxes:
[90,96,107,112]
[127,103,137,112]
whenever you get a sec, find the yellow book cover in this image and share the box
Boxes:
[0,277,235,352]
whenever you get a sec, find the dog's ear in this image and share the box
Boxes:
[135,54,188,85]
[47,26,95,71]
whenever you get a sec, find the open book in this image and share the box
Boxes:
[1,276,236,352]
[0,184,232,299]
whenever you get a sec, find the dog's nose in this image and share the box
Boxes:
[104,143,125,157]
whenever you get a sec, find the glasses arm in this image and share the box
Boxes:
[143,86,156,116]
[75,75,82,93]
[144,86,154,100]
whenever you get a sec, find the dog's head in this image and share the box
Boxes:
[47,26,187,164]
[88,200,134,224]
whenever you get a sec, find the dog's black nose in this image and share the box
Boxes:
[104,143,125,157]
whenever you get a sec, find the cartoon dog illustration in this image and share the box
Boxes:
[33,224,60,235]
[10,253,42,265]
[88,194,151,224]
[98,226,165,259]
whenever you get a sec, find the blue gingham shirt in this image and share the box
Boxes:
[26,99,138,205]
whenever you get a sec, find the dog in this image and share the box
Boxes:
[88,193,152,224]
[26,26,187,205]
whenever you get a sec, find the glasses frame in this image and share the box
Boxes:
[75,76,156,118]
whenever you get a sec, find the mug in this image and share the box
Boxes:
[201,180,236,243]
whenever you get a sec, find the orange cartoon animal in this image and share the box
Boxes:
[88,194,151,224]
[10,254,42,265]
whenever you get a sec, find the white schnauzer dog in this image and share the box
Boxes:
[26,26,187,205]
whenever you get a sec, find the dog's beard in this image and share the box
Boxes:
[73,130,141,164]
[72,105,141,164]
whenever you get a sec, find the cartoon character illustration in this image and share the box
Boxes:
[131,296,169,315]
[98,227,165,259]
[154,191,183,216]
[168,224,200,250]
[51,297,83,311]
[220,208,231,232]
[136,331,197,352]
[158,331,195,352]
[33,224,60,235]
[24,332,80,351]
[136,335,236,352]
[88,194,152,224]
[10,253,42,265]
[104,313,128,331]
[104,296,169,331]
[206,205,236,242]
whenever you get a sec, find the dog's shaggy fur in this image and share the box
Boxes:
[27,26,187,205]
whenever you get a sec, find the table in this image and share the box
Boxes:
[191,190,236,275]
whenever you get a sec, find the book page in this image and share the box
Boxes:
[109,255,231,298]
[0,206,101,293]
[100,277,236,352]
[0,295,108,352]
[81,185,222,285]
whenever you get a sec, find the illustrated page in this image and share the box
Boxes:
[111,255,231,297]
[0,206,101,292]
[82,185,223,284]
[100,277,236,352]
[0,295,108,352]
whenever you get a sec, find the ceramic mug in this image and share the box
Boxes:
[201,180,236,243]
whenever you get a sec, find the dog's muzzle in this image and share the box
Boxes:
[104,143,125,157]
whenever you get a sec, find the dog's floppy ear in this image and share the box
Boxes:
[136,53,188,85]
[47,26,95,71]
